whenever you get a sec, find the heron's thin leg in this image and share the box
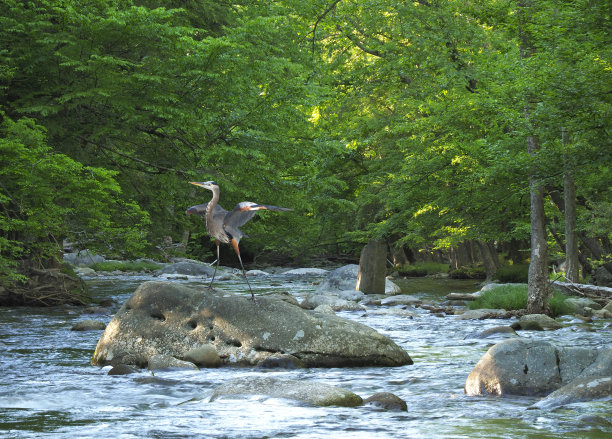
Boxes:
[209,240,220,290]
[231,238,255,301]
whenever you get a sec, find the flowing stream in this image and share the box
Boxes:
[1,271,610,438]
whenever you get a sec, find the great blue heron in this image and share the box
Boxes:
[186,181,292,301]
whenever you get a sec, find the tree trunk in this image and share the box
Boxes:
[562,128,579,282]
[357,239,387,294]
[477,241,500,281]
[526,132,551,314]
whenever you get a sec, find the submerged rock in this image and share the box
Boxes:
[147,354,198,371]
[157,261,215,277]
[209,376,363,407]
[71,319,106,331]
[362,392,407,411]
[92,281,412,368]
[463,326,518,340]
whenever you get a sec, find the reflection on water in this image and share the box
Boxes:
[0,272,610,438]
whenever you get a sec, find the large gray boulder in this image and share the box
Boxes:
[315,265,400,296]
[465,339,607,398]
[92,281,412,368]
[210,376,363,407]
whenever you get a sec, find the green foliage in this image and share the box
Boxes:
[0,0,610,276]
[88,260,162,272]
[548,292,576,318]
[396,262,448,277]
[468,285,528,311]
[0,115,149,285]
[495,264,530,283]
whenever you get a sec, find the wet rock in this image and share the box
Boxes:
[315,264,400,296]
[365,308,416,318]
[464,326,518,340]
[260,291,300,307]
[362,392,407,411]
[183,345,221,368]
[445,292,479,301]
[148,354,198,371]
[455,309,506,320]
[74,267,97,276]
[246,269,270,276]
[380,295,421,307]
[282,268,329,276]
[530,376,612,410]
[157,261,215,277]
[63,250,105,266]
[515,314,562,330]
[71,319,107,331]
[92,281,412,368]
[210,376,363,407]
[564,297,602,316]
[108,364,138,375]
[313,304,335,315]
[300,294,365,311]
[257,353,305,369]
[465,339,606,397]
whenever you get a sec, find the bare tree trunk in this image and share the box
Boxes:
[526,132,551,314]
[477,241,500,281]
[519,0,551,314]
[562,128,579,282]
[357,239,387,294]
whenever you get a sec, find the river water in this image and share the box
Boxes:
[1,271,610,438]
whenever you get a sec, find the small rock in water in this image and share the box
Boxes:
[464,326,518,340]
[148,354,198,371]
[257,353,305,369]
[71,319,106,331]
[362,392,407,411]
[183,345,221,368]
[108,364,139,375]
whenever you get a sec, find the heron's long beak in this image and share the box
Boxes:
[189,181,207,188]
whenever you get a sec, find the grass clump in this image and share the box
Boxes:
[469,284,578,316]
[548,291,576,317]
[495,264,529,283]
[89,260,162,272]
[468,284,528,310]
[396,262,448,277]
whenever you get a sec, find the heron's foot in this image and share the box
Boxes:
[250,294,257,303]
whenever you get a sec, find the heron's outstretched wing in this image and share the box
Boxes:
[224,202,292,229]
[186,203,229,222]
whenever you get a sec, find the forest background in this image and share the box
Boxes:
[1,0,610,311]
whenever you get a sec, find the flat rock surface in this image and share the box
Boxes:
[92,281,412,368]
[210,376,363,407]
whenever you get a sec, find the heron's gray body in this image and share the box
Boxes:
[186,181,291,300]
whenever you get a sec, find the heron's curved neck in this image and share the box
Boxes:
[206,187,220,215]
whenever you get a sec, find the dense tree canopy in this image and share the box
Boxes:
[1,0,610,290]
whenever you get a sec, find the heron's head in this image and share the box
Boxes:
[189,181,218,191]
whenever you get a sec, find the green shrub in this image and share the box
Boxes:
[469,284,578,316]
[468,284,528,310]
[495,264,529,283]
[396,262,448,277]
[449,266,486,279]
[89,261,162,272]
[548,291,576,317]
